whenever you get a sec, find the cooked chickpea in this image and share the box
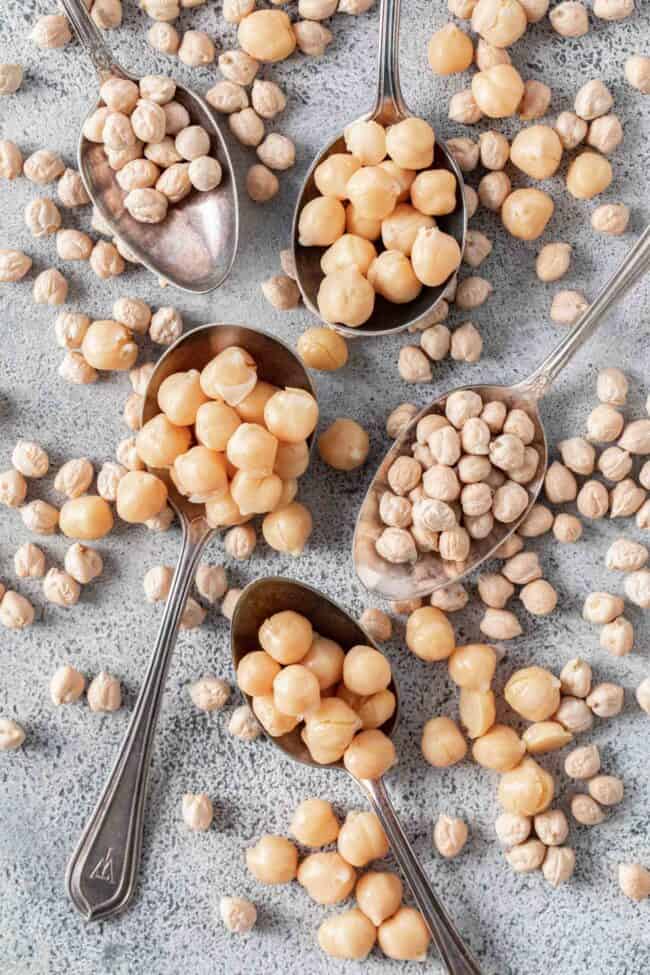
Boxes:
[411,169,457,218]
[346,165,400,221]
[428,23,474,75]
[314,153,361,199]
[566,151,612,200]
[298,851,356,905]
[136,414,191,468]
[259,610,313,665]
[505,666,561,721]
[59,495,114,540]
[116,471,168,523]
[299,196,347,247]
[411,227,462,287]
[297,326,349,371]
[472,64,525,118]
[344,729,396,779]
[550,0,589,35]
[264,389,318,445]
[237,651,281,697]
[321,235,377,277]
[544,461,578,503]
[502,188,554,240]
[384,117,435,170]
[478,170,511,210]
[346,203,382,240]
[498,757,554,816]
[510,125,563,180]
[343,119,386,165]
[246,834,298,884]
[379,159,417,200]
[318,908,377,960]
[378,907,431,962]
[246,164,279,202]
[421,716,467,767]
[459,688,496,738]
[337,810,389,867]
[171,446,227,502]
[342,644,391,697]
[318,419,369,471]
[625,55,650,94]
[156,369,207,426]
[405,606,456,662]
[302,698,362,763]
[318,267,375,327]
[290,798,339,847]
[356,871,402,926]
[225,423,277,477]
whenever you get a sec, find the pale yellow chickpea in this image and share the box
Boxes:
[298,851,357,905]
[504,666,561,720]
[358,689,396,730]
[367,250,422,304]
[343,644,391,697]
[253,694,299,737]
[297,327,349,372]
[117,470,168,523]
[406,606,455,661]
[157,369,208,425]
[344,729,396,779]
[194,401,241,451]
[381,204,435,256]
[259,610,313,664]
[236,380,279,424]
[81,320,138,371]
[246,834,298,884]
[318,908,377,961]
[346,166,399,221]
[231,471,283,515]
[136,414,192,469]
[290,798,339,847]
[321,234,377,276]
[510,125,563,180]
[337,810,389,867]
[226,423,278,477]
[317,267,376,328]
[472,0,528,47]
[421,716,467,767]
[379,160,416,202]
[498,757,554,816]
[274,440,310,479]
[448,643,496,692]
[471,64,525,118]
[301,635,345,690]
[314,153,361,199]
[502,188,554,240]
[356,871,403,926]
[171,446,228,502]
[428,23,474,75]
[378,907,431,962]
[205,490,248,528]
[384,118,437,175]
[343,119,386,165]
[237,650,281,697]
[298,196,346,247]
[472,723,525,770]
[264,388,319,444]
[263,501,313,555]
[59,495,114,540]
[411,227,462,287]
[346,203,382,241]
[318,418,369,471]
[566,150,613,199]
[273,663,321,716]
[302,698,362,763]
[237,10,296,62]
[202,349,257,407]
[410,169,457,217]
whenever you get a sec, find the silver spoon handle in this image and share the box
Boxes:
[65,518,211,922]
[372,0,408,121]
[523,225,650,399]
[359,776,482,975]
[58,0,118,75]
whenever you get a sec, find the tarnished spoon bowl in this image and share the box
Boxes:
[66,325,315,924]
[232,577,482,975]
[291,0,466,338]
[60,0,238,293]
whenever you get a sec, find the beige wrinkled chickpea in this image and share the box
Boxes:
[555,696,593,734]
[64,543,103,585]
[586,681,624,717]
[536,242,572,283]
[189,676,229,712]
[564,743,600,779]
[543,846,576,887]
[206,80,249,114]
[571,794,605,826]
[519,80,552,121]
[495,812,531,847]
[14,542,46,579]
[448,89,483,124]
[586,403,624,443]
[87,672,122,712]
[219,895,257,934]
[59,352,98,385]
[25,197,62,238]
[587,114,623,155]
[506,838,547,873]
[519,504,553,538]
[433,814,468,858]
[619,863,650,902]
[592,203,630,236]
[251,79,286,119]
[619,418,650,454]
[50,664,86,705]
[544,461,577,503]
[583,592,624,624]
[626,569,650,608]
[421,324,451,362]
[0,140,23,180]
[610,480,646,518]
[431,583,469,613]
[553,512,583,543]
[33,268,68,306]
[520,579,557,616]
[635,678,650,715]
[498,757,554,816]
[182,793,213,831]
[550,289,588,326]
[447,137,480,173]
[588,774,624,806]
[147,21,180,54]
[550,1,589,35]
[480,607,522,639]
[150,306,183,345]
[455,276,493,311]
[0,718,26,751]
[625,55,650,94]
[475,38,511,70]
[2,243,33,279]
[593,0,633,21]
[261,275,300,310]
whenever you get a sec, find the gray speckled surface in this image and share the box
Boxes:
[1,2,650,973]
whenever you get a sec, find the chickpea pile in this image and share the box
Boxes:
[237,608,397,777]
[297,115,462,327]
[375,390,540,573]
[136,346,317,552]
[86,74,223,224]
[241,796,430,961]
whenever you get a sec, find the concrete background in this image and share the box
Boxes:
[0,1,649,973]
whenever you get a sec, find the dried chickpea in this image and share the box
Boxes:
[447,137,480,173]
[506,838,546,873]
[293,22,333,58]
[619,864,650,902]
[421,716,467,767]
[398,346,432,383]
[495,812,531,847]
[550,0,588,35]
[448,89,483,124]
[520,580,558,616]
[478,170,511,210]
[587,681,624,717]
[625,55,650,94]
[519,80,551,120]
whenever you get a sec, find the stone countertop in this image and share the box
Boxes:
[1,2,649,974]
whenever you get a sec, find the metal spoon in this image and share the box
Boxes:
[232,577,482,975]
[354,227,650,601]
[291,0,466,338]
[66,325,316,922]
[59,0,238,293]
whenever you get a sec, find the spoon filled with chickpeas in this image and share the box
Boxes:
[232,577,482,975]
[355,226,650,600]
[66,325,319,922]
[58,0,238,292]
[291,0,466,336]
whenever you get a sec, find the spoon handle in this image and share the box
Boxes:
[65,517,211,922]
[359,776,482,974]
[372,0,408,122]
[58,0,118,75]
[522,225,650,399]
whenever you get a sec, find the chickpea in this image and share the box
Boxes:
[342,644,391,697]
[346,165,400,221]
[237,651,281,697]
[619,864,650,902]
[587,681,624,717]
[471,0,527,47]
[625,55,650,94]
[506,838,546,873]
[15,542,46,579]
[293,21,333,58]
[566,151,612,200]
[24,149,65,185]
[555,696,593,734]
[206,80,249,115]
[273,663,320,716]
[411,170,457,218]
[498,757,554,816]
[510,125,563,180]
[147,21,180,54]
[170,446,228,502]
[299,196,346,247]
[246,834,298,884]
[178,30,215,67]
[238,9,296,61]
[637,677,650,715]
[290,798,339,846]
[321,234,377,277]
[273,440,309,479]
[472,64,525,118]
[495,811,531,847]
[298,851,357,906]
[259,610,313,665]
[343,119,386,165]
[0,591,35,630]
[368,250,422,303]
[356,871,402,926]
[380,160,418,201]
[344,729,396,779]
[505,666,561,721]
[478,170,511,210]
[587,114,623,155]
[448,89,483,124]
[519,504,553,537]
[156,369,207,426]
[297,326,349,372]
[318,267,375,327]
[117,471,168,523]
[59,495,114,540]
[502,188,554,240]
[398,346,432,383]
[253,693,299,736]
[378,907,431,962]
[346,203,382,240]
[421,716,467,767]
[588,775,624,807]
[460,688,496,738]
[0,718,25,751]
[32,267,68,306]
[564,743,601,779]
[411,227,462,287]
[251,79,286,119]
[0,141,23,180]
[263,388,318,445]
[318,908,377,960]
[550,0,588,35]
[224,423,277,478]
[571,794,605,826]
[428,23,474,75]
[337,810,389,866]
[136,414,191,468]
[598,446,632,482]
[519,79,552,120]
[303,698,362,763]
[384,117,435,171]
[318,418,369,471]
[554,112,587,153]
[475,37,511,70]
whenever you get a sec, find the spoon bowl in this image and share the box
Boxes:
[66,325,316,924]
[232,576,482,975]
[60,0,238,293]
[291,0,467,338]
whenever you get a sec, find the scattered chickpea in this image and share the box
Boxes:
[50,664,86,705]
[495,812,531,847]
[571,794,605,826]
[498,757,554,816]
[543,846,576,887]
[433,814,469,858]
[636,678,650,715]
[182,793,213,831]
[618,863,650,902]
[65,543,103,585]
[0,591,35,629]
[586,681,624,717]
[0,718,26,751]
[560,658,592,698]
[87,672,122,712]
[550,1,589,37]
[318,908,377,961]
[506,838,547,873]
[625,55,650,94]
